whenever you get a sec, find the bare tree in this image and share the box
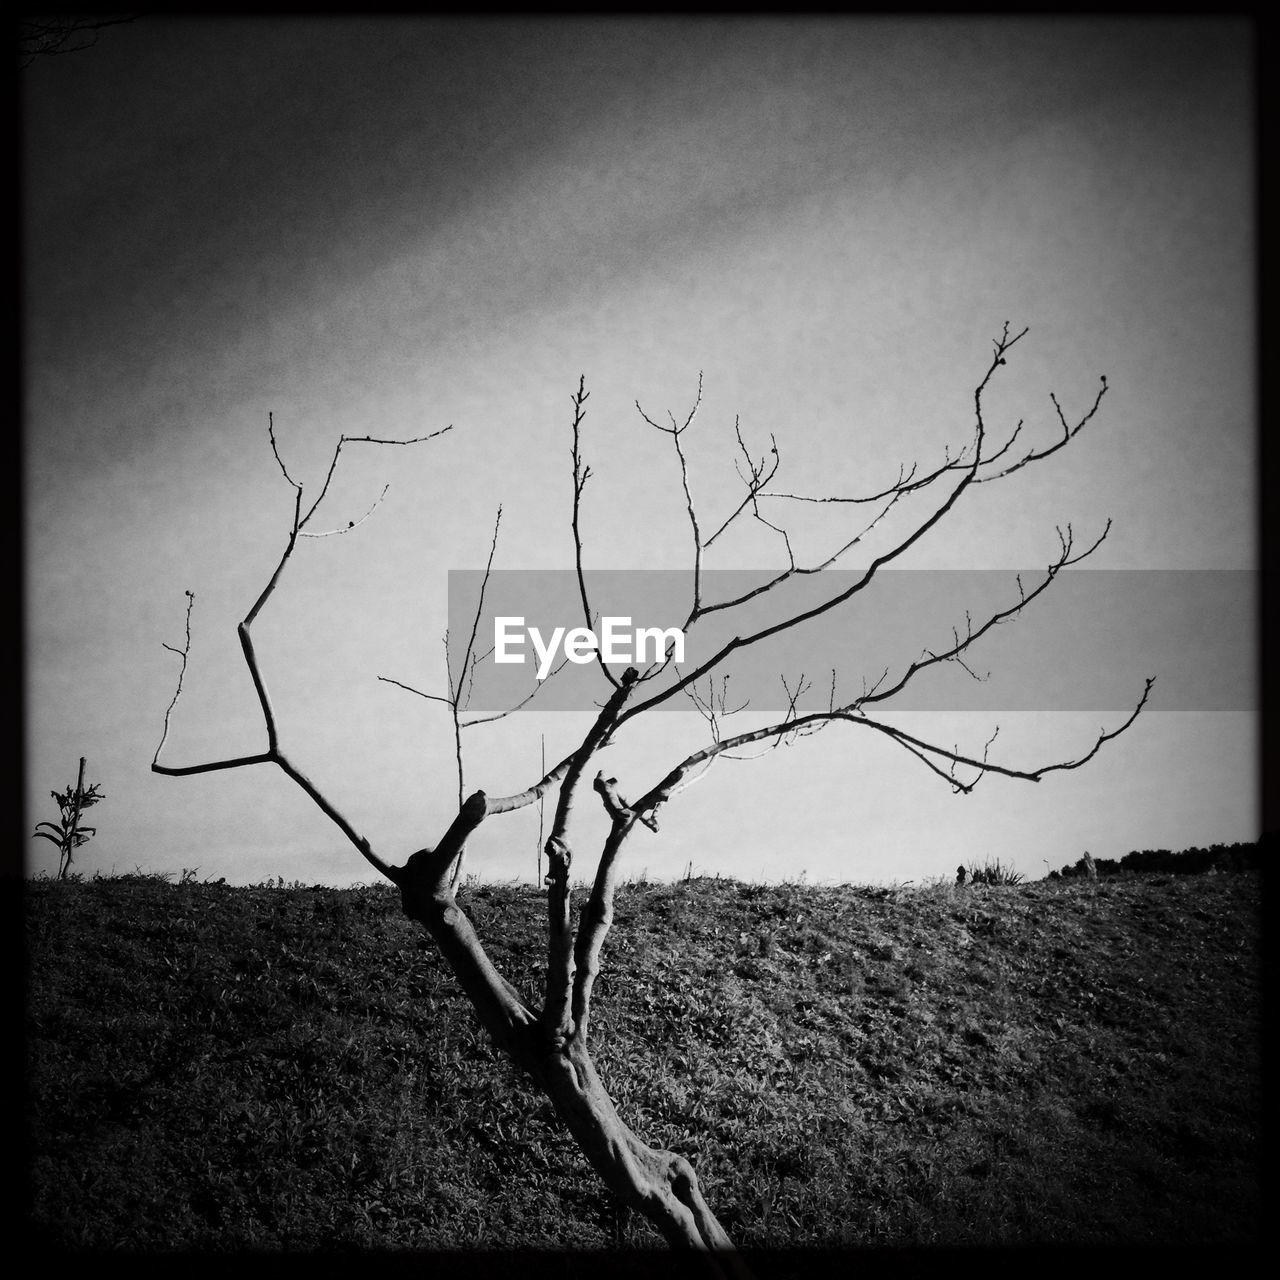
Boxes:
[153,326,1151,1266]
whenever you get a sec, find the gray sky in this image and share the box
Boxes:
[23,16,1256,885]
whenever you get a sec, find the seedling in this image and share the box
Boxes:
[33,756,104,879]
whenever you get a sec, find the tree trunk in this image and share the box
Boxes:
[392,836,749,1275]
[531,1041,747,1274]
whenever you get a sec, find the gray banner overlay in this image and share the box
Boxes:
[445,570,1255,714]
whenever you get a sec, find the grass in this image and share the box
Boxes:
[962,858,1024,885]
[24,869,1262,1253]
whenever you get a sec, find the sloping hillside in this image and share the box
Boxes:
[25,870,1261,1251]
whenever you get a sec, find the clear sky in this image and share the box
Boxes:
[23,16,1257,887]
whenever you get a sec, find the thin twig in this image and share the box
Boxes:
[637,374,705,621]
[152,415,451,883]
[616,326,1029,728]
[570,377,621,692]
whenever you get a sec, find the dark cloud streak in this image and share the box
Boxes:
[22,17,1249,477]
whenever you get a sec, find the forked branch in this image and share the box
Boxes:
[541,668,641,1046]
[615,325,1030,727]
[616,328,1146,829]
[569,773,642,1044]
[152,416,452,882]
[637,374,706,620]
[634,674,1154,826]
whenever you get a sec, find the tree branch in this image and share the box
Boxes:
[568,774,643,1046]
[435,505,506,886]
[541,668,641,1047]
[616,325,1029,728]
[637,374,705,621]
[850,677,1155,791]
[569,377,622,692]
[386,791,540,1049]
[151,414,451,883]
[975,377,1108,482]
[855,520,1111,712]
[703,418,781,549]
[19,16,136,67]
[633,675,1154,823]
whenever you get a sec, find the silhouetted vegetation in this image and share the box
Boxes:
[31,756,105,880]
[1055,839,1262,879]
[959,858,1024,886]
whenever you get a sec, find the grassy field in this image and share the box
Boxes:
[24,868,1261,1255]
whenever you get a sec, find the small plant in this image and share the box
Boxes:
[33,756,104,879]
[966,858,1024,886]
